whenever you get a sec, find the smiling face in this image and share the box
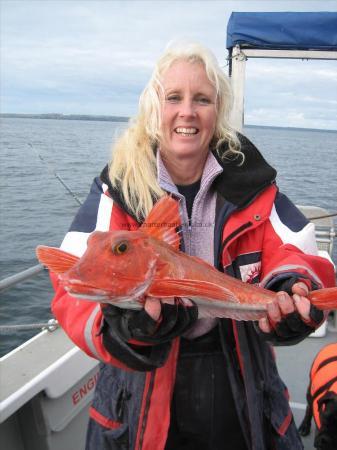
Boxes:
[159,60,217,163]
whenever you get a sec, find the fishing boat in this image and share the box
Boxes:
[1,11,337,450]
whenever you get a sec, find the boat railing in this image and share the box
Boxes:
[0,264,44,293]
[0,206,336,333]
[297,206,336,258]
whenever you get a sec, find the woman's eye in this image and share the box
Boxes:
[196,97,211,105]
[166,95,181,103]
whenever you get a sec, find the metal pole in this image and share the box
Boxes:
[229,45,246,132]
[0,264,45,293]
[0,319,59,333]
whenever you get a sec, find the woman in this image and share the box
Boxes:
[51,43,335,450]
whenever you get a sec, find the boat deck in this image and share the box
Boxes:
[0,329,73,404]
[275,318,337,449]
[0,328,98,425]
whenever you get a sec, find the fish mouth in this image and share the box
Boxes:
[63,281,111,302]
[67,291,111,302]
[61,258,157,305]
[62,274,154,305]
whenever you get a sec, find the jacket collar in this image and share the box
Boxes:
[157,149,223,196]
[212,133,277,208]
[100,165,141,222]
[100,133,277,218]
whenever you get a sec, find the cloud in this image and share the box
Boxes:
[243,56,337,129]
[1,0,337,128]
[245,106,337,130]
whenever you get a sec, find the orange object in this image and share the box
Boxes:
[310,343,337,430]
[36,195,337,321]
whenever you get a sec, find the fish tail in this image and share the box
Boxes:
[308,287,337,310]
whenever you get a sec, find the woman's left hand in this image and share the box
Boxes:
[258,281,312,333]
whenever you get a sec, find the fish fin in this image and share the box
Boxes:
[151,278,238,302]
[198,306,266,321]
[141,195,181,250]
[36,245,79,274]
[194,297,266,321]
[309,288,337,310]
[151,279,267,321]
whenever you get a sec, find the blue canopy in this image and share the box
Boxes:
[227,12,337,51]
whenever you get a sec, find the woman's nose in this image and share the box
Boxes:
[179,99,196,117]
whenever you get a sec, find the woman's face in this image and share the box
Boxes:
[160,60,217,161]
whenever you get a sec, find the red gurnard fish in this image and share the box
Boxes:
[36,196,337,321]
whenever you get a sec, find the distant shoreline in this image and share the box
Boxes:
[0,113,129,123]
[244,124,336,133]
[1,113,336,133]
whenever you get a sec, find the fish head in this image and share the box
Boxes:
[60,230,159,303]
[36,194,182,305]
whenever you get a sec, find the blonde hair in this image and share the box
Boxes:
[109,41,242,220]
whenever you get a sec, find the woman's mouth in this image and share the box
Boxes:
[174,127,199,136]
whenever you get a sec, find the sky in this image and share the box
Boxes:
[1,0,337,130]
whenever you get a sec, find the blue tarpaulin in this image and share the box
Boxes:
[227,12,337,51]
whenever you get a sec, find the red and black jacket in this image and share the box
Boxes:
[51,134,335,450]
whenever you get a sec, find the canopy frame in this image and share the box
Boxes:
[228,46,337,131]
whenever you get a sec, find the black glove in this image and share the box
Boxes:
[100,299,198,371]
[269,304,324,340]
[259,276,324,344]
[102,298,198,344]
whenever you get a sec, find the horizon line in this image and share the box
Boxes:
[1,112,336,133]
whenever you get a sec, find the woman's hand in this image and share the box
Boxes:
[144,296,194,321]
[144,297,169,321]
[258,281,313,333]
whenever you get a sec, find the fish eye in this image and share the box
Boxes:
[112,241,129,255]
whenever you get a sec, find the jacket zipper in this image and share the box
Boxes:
[138,371,156,450]
[216,219,255,450]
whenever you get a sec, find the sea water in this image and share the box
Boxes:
[0,118,336,356]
